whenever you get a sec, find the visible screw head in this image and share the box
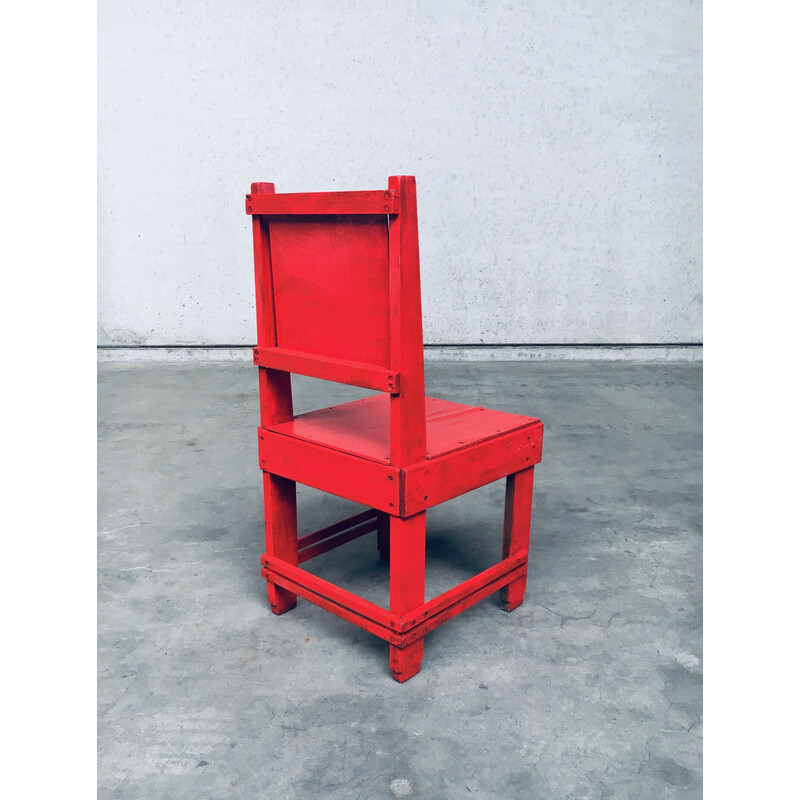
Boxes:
[384,204,390,212]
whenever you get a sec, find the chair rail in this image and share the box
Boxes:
[254,346,399,394]
[246,190,399,216]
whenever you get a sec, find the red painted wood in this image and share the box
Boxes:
[251,182,293,428]
[247,176,544,680]
[251,182,276,346]
[500,468,535,612]
[297,520,377,563]
[388,176,426,466]
[397,553,527,631]
[252,182,297,614]
[254,346,399,394]
[398,564,528,646]
[262,473,298,614]
[269,396,391,462]
[389,512,426,682]
[401,421,543,516]
[262,557,399,635]
[258,367,293,429]
[297,509,377,550]
[268,394,539,464]
[268,215,391,369]
[262,567,401,644]
[258,428,401,513]
[247,190,399,216]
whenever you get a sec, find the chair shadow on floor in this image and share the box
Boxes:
[243,476,551,673]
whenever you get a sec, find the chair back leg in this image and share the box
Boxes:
[500,467,535,612]
[263,473,299,614]
[376,511,391,563]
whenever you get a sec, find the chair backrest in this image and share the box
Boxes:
[248,175,426,465]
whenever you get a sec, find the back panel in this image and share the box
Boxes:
[267,215,390,368]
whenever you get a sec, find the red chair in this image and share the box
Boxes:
[247,176,543,682]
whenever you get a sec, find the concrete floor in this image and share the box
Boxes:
[98,361,702,799]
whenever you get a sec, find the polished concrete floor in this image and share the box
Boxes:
[98,361,702,799]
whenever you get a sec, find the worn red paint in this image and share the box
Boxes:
[248,176,544,682]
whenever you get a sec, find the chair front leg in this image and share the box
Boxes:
[500,467,535,612]
[263,472,298,614]
[389,511,426,682]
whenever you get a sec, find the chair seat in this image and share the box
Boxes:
[269,394,539,464]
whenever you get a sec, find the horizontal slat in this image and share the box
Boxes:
[263,558,400,638]
[258,429,401,513]
[400,421,544,516]
[297,509,378,550]
[254,347,399,394]
[264,559,395,626]
[298,521,377,563]
[262,554,529,648]
[246,190,399,216]
[397,553,527,631]
[264,567,399,643]
[398,564,528,646]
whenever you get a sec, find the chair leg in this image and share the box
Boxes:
[388,512,426,682]
[376,511,390,563]
[500,467,535,612]
[263,472,298,615]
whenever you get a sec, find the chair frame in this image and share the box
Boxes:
[247,176,543,681]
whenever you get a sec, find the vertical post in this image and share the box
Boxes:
[376,511,390,563]
[251,182,294,427]
[263,473,298,614]
[387,176,427,467]
[252,181,297,613]
[386,176,427,678]
[500,467,535,612]
[389,512,426,681]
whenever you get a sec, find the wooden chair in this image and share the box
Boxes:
[247,176,543,682]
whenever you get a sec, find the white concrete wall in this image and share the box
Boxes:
[98,0,701,347]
